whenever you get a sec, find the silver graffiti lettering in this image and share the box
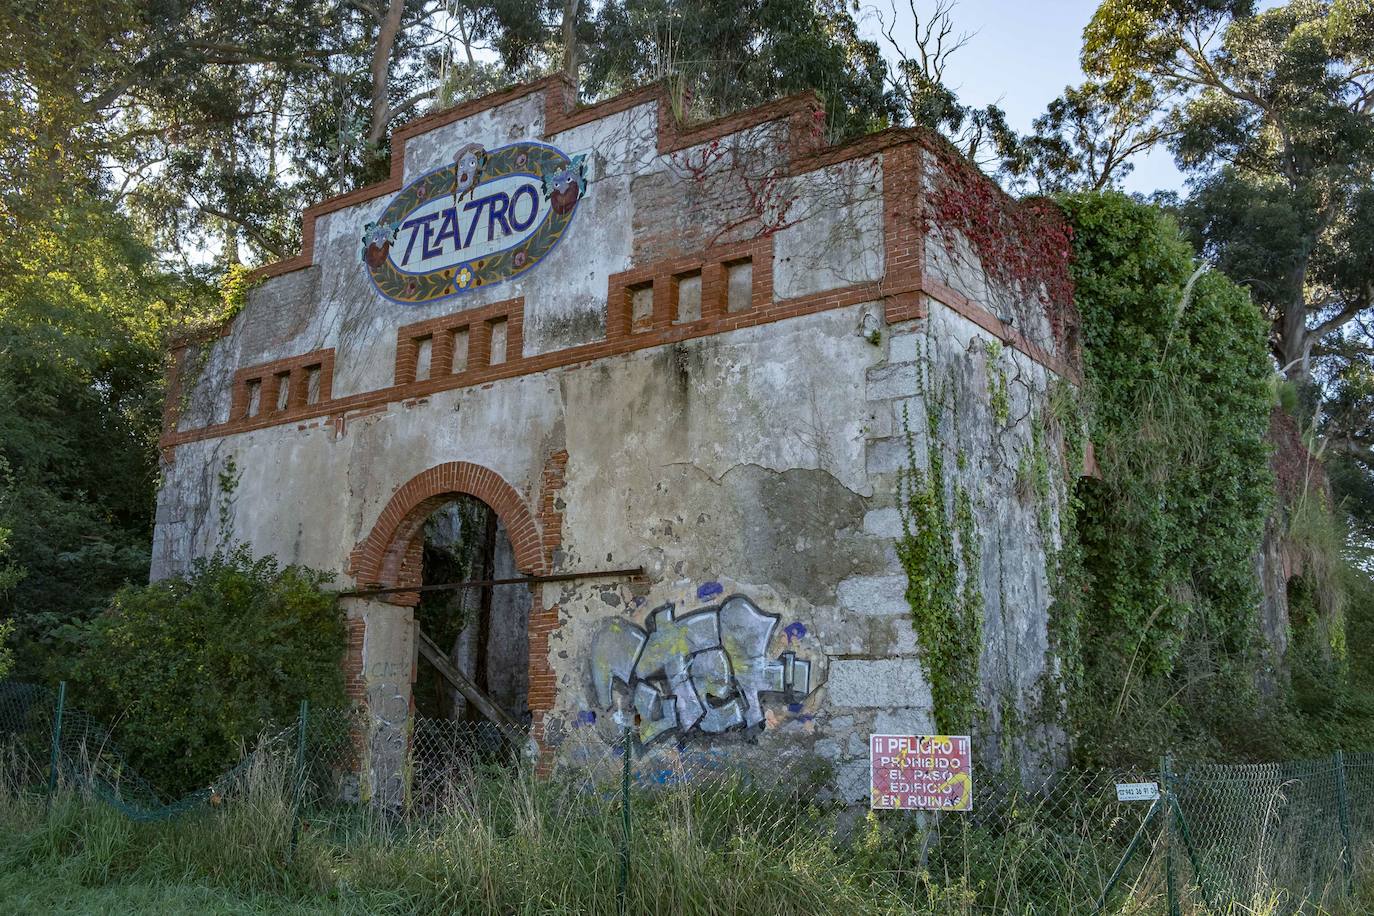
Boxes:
[590,595,814,743]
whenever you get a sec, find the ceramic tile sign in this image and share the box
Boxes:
[869,734,973,811]
[361,141,586,305]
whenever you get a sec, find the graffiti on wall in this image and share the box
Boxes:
[590,595,817,743]
[361,140,587,305]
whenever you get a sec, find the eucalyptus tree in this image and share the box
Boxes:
[583,0,894,139]
[1082,0,1374,470]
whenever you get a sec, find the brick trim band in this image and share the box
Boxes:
[159,91,1079,454]
[246,75,829,284]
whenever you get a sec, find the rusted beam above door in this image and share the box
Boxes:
[337,566,644,599]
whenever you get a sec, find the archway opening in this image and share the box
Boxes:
[411,494,531,727]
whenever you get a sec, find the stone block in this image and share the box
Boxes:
[845,730,868,757]
[837,574,909,616]
[887,332,920,365]
[874,708,937,737]
[827,657,932,708]
[863,507,904,539]
[866,363,918,401]
[835,758,872,803]
[862,407,894,440]
[887,622,919,656]
[890,397,925,435]
[865,436,909,476]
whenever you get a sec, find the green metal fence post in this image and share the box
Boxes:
[45,681,66,817]
[1162,754,1180,916]
[1334,749,1354,888]
[290,699,308,856]
[1090,796,1162,916]
[617,724,633,916]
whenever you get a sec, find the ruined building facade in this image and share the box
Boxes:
[154,76,1080,799]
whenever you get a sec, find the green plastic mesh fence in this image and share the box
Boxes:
[3,678,1372,914]
[1171,757,1352,911]
[0,681,297,821]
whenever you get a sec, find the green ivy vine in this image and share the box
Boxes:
[173,266,260,425]
[218,262,259,321]
[983,339,1011,426]
[890,194,1278,765]
[895,347,984,734]
[216,454,241,548]
[1052,193,1274,764]
[1038,379,1090,698]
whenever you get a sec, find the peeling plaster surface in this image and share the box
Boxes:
[155,87,1072,790]
[772,158,885,300]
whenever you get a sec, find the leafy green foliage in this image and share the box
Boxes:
[1327,559,1374,723]
[0,460,22,600]
[1058,192,1276,763]
[1322,351,1374,527]
[984,340,1010,426]
[1083,0,1374,482]
[0,620,13,681]
[0,188,214,677]
[1270,472,1374,755]
[62,547,345,794]
[0,477,15,680]
[1009,79,1172,193]
[870,0,1020,169]
[583,0,894,140]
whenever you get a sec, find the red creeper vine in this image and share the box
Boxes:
[925,147,1079,356]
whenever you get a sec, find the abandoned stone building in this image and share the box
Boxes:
[153,75,1082,801]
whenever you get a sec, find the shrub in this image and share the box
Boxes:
[63,546,345,793]
[1057,192,1275,764]
[0,619,12,680]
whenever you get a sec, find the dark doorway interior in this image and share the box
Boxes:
[412,495,531,725]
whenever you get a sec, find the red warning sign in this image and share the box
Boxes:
[869,734,973,811]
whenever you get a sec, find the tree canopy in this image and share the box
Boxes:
[1081,0,1374,466]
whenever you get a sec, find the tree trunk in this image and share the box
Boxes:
[220,140,240,266]
[367,0,407,150]
[1277,264,1312,383]
[561,0,581,89]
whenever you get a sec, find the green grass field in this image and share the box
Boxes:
[0,872,329,916]
[4,752,1373,915]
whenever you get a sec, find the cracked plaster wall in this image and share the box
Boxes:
[156,297,1066,787]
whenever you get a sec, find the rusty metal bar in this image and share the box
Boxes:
[337,566,645,598]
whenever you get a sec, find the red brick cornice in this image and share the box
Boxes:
[158,135,1078,452]
[157,96,1082,454]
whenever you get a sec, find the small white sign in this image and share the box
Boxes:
[1116,782,1160,802]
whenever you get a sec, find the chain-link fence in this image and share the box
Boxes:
[2,679,1370,914]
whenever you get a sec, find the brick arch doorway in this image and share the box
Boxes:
[350,461,546,592]
[347,462,548,735]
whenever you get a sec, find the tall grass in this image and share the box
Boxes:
[2,742,1372,915]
